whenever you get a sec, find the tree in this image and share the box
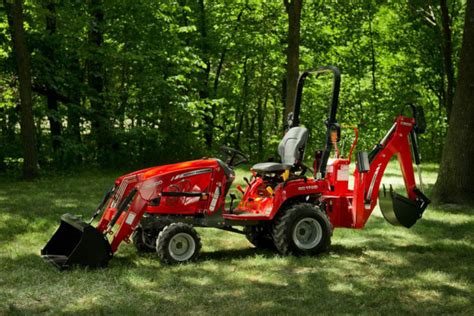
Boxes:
[283,0,302,128]
[440,0,455,120]
[43,1,62,154]
[87,0,110,165]
[432,0,474,204]
[4,0,38,179]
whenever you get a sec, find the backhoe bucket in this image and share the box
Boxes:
[378,185,429,228]
[41,213,112,270]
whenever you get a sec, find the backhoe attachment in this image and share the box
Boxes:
[375,105,430,228]
[352,105,430,229]
[379,185,430,228]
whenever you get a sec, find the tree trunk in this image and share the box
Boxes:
[368,1,377,94]
[0,108,6,171]
[283,0,303,129]
[0,108,5,138]
[4,0,38,179]
[44,1,62,153]
[87,0,110,165]
[5,106,19,143]
[247,111,256,154]
[256,54,268,160]
[432,0,474,204]
[66,57,83,164]
[47,96,61,151]
[234,58,249,148]
[273,94,280,134]
[257,94,268,160]
[440,0,455,120]
[197,0,213,148]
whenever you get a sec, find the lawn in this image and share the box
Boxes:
[0,163,473,315]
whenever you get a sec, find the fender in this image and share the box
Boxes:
[268,178,329,219]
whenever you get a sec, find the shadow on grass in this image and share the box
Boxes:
[328,243,367,257]
[200,247,274,261]
[132,241,366,263]
[3,247,472,315]
[1,222,473,315]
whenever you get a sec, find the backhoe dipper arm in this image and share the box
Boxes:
[352,114,429,228]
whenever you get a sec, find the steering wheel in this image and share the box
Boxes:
[220,146,249,167]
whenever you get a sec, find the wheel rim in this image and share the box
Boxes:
[292,218,323,250]
[168,232,196,261]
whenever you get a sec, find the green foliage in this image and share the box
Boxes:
[0,0,465,172]
[298,0,463,160]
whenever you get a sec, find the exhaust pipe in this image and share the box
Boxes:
[378,185,430,228]
[41,213,112,270]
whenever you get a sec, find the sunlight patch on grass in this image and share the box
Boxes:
[417,270,470,291]
[51,198,80,208]
[329,282,359,294]
[426,210,473,225]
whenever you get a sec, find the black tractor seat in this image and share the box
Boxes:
[251,126,309,174]
[251,162,292,173]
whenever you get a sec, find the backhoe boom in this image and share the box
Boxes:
[352,115,430,228]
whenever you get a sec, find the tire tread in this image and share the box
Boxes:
[272,203,332,255]
[156,222,202,264]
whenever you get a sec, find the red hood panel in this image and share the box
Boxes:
[116,159,221,182]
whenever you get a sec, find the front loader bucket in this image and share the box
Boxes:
[41,213,112,270]
[379,185,429,228]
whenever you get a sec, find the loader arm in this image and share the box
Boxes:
[352,114,430,228]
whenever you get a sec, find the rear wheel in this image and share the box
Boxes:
[156,223,201,264]
[272,203,332,255]
[244,226,275,250]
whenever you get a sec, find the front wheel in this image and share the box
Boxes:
[272,203,332,255]
[156,223,201,264]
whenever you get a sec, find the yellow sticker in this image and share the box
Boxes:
[266,186,274,195]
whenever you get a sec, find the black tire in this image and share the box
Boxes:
[244,226,275,250]
[156,223,202,264]
[272,203,332,255]
[132,226,162,253]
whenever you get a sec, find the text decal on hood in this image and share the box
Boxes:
[171,168,213,181]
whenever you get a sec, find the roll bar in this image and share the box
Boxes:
[289,65,341,178]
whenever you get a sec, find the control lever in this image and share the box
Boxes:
[229,193,237,214]
[236,185,245,194]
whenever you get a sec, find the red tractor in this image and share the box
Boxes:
[42,66,430,269]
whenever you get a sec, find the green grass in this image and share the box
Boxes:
[0,163,473,315]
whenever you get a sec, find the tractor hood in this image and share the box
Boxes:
[111,158,234,207]
[114,159,227,185]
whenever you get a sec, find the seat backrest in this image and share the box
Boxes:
[278,126,309,165]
